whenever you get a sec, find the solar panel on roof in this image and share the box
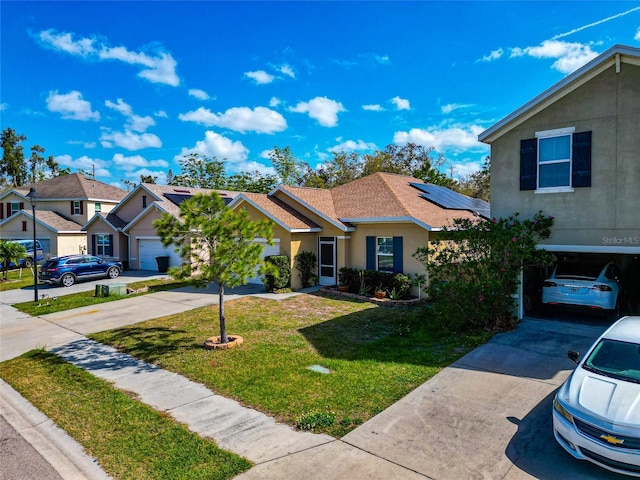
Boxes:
[409,182,490,218]
[163,193,193,206]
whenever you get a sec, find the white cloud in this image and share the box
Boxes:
[329,139,377,153]
[391,96,410,111]
[178,106,287,133]
[635,27,640,41]
[121,167,168,184]
[244,70,275,84]
[105,98,132,116]
[46,91,100,121]
[480,48,504,62]
[36,29,179,86]
[67,140,97,149]
[188,88,210,100]
[98,47,179,86]
[105,98,155,132]
[55,154,111,177]
[269,97,281,107]
[154,110,168,118]
[100,130,162,150]
[510,40,599,74]
[278,64,295,78]
[362,104,383,111]
[174,131,249,164]
[393,124,488,152]
[441,103,473,114]
[0,103,7,111]
[289,96,345,127]
[450,161,482,179]
[112,153,168,169]
[38,29,96,56]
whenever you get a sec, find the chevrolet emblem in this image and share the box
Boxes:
[600,434,624,445]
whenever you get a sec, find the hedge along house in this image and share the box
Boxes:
[230,172,489,293]
[0,174,126,258]
[83,183,239,271]
[478,45,640,317]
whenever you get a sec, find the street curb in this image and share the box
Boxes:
[0,378,111,480]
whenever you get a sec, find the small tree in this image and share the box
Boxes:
[414,211,554,332]
[0,240,27,280]
[153,192,274,344]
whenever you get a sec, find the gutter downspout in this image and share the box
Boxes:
[122,231,131,270]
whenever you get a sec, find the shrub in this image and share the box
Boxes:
[338,267,359,292]
[263,255,291,291]
[294,251,317,288]
[414,211,554,333]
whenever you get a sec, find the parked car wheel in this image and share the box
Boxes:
[61,273,76,287]
[23,257,33,268]
[107,267,120,279]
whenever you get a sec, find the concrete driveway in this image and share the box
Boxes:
[0,270,170,362]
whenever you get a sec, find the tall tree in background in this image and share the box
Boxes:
[227,171,279,193]
[1,128,67,187]
[269,146,304,186]
[154,192,274,345]
[172,153,227,189]
[1,128,28,187]
[457,157,490,201]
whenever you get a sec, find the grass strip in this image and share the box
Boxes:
[91,293,490,437]
[12,279,189,315]
[0,268,36,291]
[0,349,252,480]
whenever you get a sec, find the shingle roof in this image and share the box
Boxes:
[31,210,83,232]
[11,173,127,201]
[240,192,320,230]
[278,172,481,230]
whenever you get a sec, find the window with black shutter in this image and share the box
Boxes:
[520,129,591,191]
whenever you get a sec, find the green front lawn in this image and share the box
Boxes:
[12,278,190,315]
[0,268,36,291]
[91,293,490,437]
[0,350,252,480]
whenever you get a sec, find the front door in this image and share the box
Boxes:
[318,237,336,286]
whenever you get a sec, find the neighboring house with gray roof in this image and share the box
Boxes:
[230,172,489,292]
[83,183,239,270]
[0,174,126,258]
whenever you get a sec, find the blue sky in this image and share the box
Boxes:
[2,1,639,188]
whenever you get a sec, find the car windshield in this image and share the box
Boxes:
[554,262,603,280]
[583,339,640,384]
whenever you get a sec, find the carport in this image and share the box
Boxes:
[521,245,640,318]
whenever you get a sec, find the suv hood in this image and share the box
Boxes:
[565,367,640,425]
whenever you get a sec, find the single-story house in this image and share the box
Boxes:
[0,174,126,258]
[230,172,490,292]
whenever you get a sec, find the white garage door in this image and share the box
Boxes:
[138,238,183,271]
[247,239,280,284]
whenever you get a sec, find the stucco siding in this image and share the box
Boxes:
[116,191,151,223]
[490,62,640,250]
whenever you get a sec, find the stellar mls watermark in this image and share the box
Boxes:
[602,236,640,245]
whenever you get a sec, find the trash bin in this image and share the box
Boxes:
[155,256,170,273]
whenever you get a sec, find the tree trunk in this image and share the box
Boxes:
[218,282,229,344]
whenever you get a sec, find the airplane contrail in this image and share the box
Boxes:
[552,6,640,40]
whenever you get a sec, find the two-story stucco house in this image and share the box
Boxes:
[479,44,640,317]
[0,174,127,258]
